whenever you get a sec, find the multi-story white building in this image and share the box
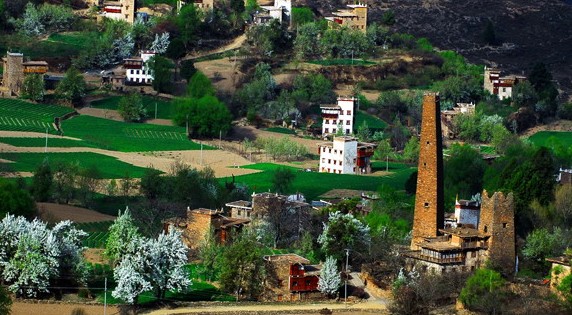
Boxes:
[253,0,292,25]
[123,51,155,85]
[318,136,376,174]
[483,66,526,100]
[101,0,136,24]
[321,96,355,138]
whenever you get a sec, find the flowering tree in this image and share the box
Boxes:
[150,32,170,55]
[318,256,341,298]
[0,215,87,297]
[112,229,190,303]
[318,211,371,262]
[105,208,140,265]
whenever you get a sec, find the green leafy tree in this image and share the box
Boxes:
[0,178,36,219]
[291,7,314,29]
[444,144,486,207]
[21,73,44,102]
[381,10,395,26]
[245,19,290,57]
[0,285,11,315]
[105,208,140,265]
[512,81,538,108]
[318,211,371,262]
[402,136,419,163]
[196,227,222,282]
[147,55,173,94]
[374,139,393,161]
[173,95,232,138]
[187,71,214,99]
[271,167,296,194]
[522,228,568,264]
[482,20,498,45]
[292,73,336,106]
[293,22,321,60]
[459,268,505,313]
[356,121,371,142]
[118,93,147,122]
[219,231,265,299]
[177,4,202,48]
[139,167,164,202]
[56,67,86,106]
[31,159,52,202]
[557,274,572,309]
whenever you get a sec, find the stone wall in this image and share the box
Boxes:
[480,190,516,275]
[3,53,24,95]
[411,92,444,249]
[184,210,214,250]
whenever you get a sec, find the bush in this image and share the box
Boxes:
[459,268,505,313]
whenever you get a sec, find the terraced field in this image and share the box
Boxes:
[0,99,74,133]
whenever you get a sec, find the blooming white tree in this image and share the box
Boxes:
[113,34,135,61]
[318,256,341,298]
[0,215,87,297]
[150,32,170,55]
[112,226,190,304]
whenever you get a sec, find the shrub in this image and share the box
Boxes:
[459,268,505,313]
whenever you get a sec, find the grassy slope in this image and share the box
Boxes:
[0,152,148,178]
[0,137,98,148]
[355,110,387,131]
[224,163,416,201]
[91,95,175,120]
[62,115,213,152]
[528,131,572,148]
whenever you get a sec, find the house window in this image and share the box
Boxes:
[502,88,506,92]
[325,128,329,133]
[347,110,351,115]
[339,161,342,166]
[426,141,430,144]
[346,129,350,134]
[340,150,343,155]
[321,158,325,163]
[306,280,311,286]
[334,149,337,154]
[346,120,350,125]
[503,223,507,228]
[332,120,336,124]
[325,119,329,124]
[484,225,488,233]
[136,70,140,75]
[471,251,476,258]
[332,128,336,133]
[333,160,336,165]
[293,281,298,287]
[328,159,331,164]
[328,149,331,153]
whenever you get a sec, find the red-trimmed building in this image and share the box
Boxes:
[263,254,322,301]
[484,66,526,100]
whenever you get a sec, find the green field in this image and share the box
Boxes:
[0,152,149,178]
[91,95,175,120]
[47,32,92,48]
[0,98,74,133]
[355,110,387,131]
[264,127,296,135]
[0,137,98,148]
[528,131,572,148]
[224,163,416,201]
[62,115,213,152]
[0,33,86,59]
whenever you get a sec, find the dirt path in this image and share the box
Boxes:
[520,119,572,137]
[183,34,246,60]
[0,140,258,178]
[144,300,388,315]
[11,302,119,315]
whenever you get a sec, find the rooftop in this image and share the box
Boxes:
[264,254,310,265]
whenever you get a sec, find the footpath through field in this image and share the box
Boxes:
[143,299,388,315]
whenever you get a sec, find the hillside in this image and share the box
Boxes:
[299,0,572,95]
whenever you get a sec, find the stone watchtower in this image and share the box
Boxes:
[411,92,444,250]
[121,0,136,24]
[479,190,516,275]
[2,52,24,95]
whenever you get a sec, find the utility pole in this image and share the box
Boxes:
[219,129,222,149]
[200,142,203,166]
[386,155,389,172]
[104,277,107,315]
[155,102,157,120]
[344,249,349,305]
[45,127,48,153]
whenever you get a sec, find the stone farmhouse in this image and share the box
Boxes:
[262,254,321,301]
[325,3,368,33]
[163,208,250,252]
[226,192,311,245]
[318,136,376,175]
[440,102,475,139]
[123,50,156,85]
[1,52,48,96]
[321,96,356,137]
[406,92,516,276]
[253,0,291,25]
[93,0,137,24]
[484,66,526,100]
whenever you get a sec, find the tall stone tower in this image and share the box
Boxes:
[410,92,444,250]
[479,190,516,275]
[121,0,135,24]
[2,52,24,95]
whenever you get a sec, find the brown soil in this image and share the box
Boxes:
[37,202,116,223]
[194,58,244,94]
[319,189,376,199]
[84,248,107,264]
[11,302,119,315]
[520,119,572,137]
